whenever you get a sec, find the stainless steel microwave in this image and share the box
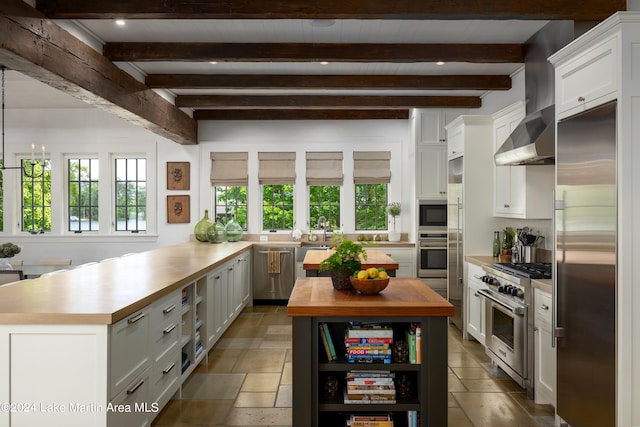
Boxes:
[418,200,447,229]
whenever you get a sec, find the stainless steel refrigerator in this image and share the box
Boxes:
[447,156,463,330]
[555,101,616,427]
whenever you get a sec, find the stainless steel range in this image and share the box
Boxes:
[478,262,551,399]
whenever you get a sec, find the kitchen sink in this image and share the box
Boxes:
[295,245,331,262]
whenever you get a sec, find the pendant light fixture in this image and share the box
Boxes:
[0,66,44,179]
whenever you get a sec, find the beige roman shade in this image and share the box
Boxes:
[210,152,248,186]
[353,151,391,184]
[258,152,296,185]
[306,152,344,185]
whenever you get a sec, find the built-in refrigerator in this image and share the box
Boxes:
[555,101,616,427]
[447,156,463,330]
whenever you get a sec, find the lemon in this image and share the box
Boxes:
[366,267,379,279]
[378,271,389,280]
[357,270,369,279]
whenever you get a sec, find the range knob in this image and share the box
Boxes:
[498,285,506,293]
[510,287,519,296]
[514,288,524,298]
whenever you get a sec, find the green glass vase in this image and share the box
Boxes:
[207,220,227,244]
[194,210,213,242]
[225,219,243,242]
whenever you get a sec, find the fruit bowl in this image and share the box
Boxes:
[349,277,390,294]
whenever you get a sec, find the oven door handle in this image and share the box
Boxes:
[477,289,525,316]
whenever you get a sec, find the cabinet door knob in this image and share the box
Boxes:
[578,96,586,103]
[540,304,549,310]
[504,204,510,208]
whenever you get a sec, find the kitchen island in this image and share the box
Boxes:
[302,248,399,277]
[0,241,254,427]
[287,277,454,426]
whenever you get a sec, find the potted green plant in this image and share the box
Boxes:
[0,242,21,270]
[319,237,368,290]
[386,202,402,242]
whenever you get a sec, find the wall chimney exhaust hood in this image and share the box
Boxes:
[494,104,555,166]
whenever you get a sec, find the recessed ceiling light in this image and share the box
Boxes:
[320,61,329,65]
[311,19,335,28]
[115,19,126,26]
[436,61,445,66]
[209,61,218,65]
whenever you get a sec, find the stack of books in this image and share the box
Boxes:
[345,413,394,426]
[345,322,393,364]
[344,370,396,404]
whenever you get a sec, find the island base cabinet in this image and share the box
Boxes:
[0,324,109,427]
[292,316,448,427]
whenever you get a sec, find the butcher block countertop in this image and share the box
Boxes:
[302,249,399,271]
[0,241,253,325]
[287,277,454,318]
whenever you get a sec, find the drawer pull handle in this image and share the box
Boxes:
[127,312,145,324]
[163,323,176,335]
[541,304,549,310]
[504,204,510,208]
[215,275,221,279]
[126,379,144,395]
[163,304,176,314]
[163,362,176,375]
[578,96,586,102]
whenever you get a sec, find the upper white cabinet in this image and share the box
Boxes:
[415,109,461,145]
[492,102,554,219]
[554,35,617,120]
[417,144,447,199]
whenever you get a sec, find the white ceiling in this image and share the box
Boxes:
[5,18,551,109]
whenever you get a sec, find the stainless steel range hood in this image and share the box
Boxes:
[495,21,575,166]
[494,104,555,166]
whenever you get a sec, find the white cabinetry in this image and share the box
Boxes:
[380,247,416,278]
[492,102,554,219]
[466,263,486,345]
[414,109,461,145]
[554,35,617,120]
[447,120,464,159]
[533,287,555,405]
[417,144,448,199]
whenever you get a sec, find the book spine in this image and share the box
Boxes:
[415,326,422,364]
[344,337,393,344]
[351,421,394,427]
[406,330,417,364]
[347,349,392,356]
[323,323,337,360]
[347,330,394,339]
[319,324,332,361]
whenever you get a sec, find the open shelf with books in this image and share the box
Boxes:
[288,277,453,427]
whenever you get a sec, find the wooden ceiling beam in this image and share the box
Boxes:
[105,42,523,64]
[0,0,197,145]
[147,74,511,91]
[193,109,410,120]
[177,95,481,109]
[36,0,625,21]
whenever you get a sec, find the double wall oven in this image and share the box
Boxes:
[477,262,551,399]
[417,200,447,298]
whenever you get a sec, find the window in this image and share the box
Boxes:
[355,183,388,230]
[68,158,99,232]
[215,186,247,229]
[115,158,146,232]
[309,186,340,230]
[22,159,51,233]
[263,184,294,231]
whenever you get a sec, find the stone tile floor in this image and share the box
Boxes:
[152,305,555,426]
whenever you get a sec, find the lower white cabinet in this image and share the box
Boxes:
[466,263,486,345]
[534,287,556,405]
[380,247,416,277]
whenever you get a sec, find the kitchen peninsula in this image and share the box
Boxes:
[0,241,254,427]
[287,277,454,426]
[302,248,399,277]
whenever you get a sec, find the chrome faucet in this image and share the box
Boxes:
[317,216,327,241]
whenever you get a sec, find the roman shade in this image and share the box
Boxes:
[306,152,344,185]
[210,152,248,186]
[258,152,296,185]
[353,151,391,184]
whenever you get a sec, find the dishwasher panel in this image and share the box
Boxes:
[252,247,296,302]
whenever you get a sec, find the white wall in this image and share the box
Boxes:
[2,108,411,263]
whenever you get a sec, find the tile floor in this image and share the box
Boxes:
[152,305,555,427]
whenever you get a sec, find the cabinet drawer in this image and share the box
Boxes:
[150,289,181,326]
[108,368,151,427]
[110,309,151,399]
[556,36,617,118]
[151,317,180,361]
[534,288,552,325]
[151,346,181,412]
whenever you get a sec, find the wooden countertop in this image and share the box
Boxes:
[0,241,253,325]
[532,279,552,294]
[302,249,399,271]
[287,277,454,318]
